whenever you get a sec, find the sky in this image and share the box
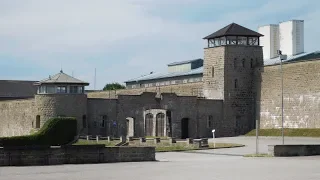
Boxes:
[0,0,319,90]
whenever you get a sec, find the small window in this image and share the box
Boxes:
[82,115,87,128]
[100,115,107,127]
[70,86,78,93]
[57,86,67,93]
[235,79,238,89]
[36,115,40,128]
[250,59,254,68]
[242,59,245,67]
[207,115,213,128]
[212,66,214,77]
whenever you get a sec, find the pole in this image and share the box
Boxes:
[256,120,259,154]
[280,58,284,145]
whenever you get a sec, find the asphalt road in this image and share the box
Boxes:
[1,136,320,180]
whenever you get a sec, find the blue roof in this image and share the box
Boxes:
[167,58,203,66]
[125,67,203,83]
[264,51,320,66]
[125,51,320,83]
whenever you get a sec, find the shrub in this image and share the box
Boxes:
[0,117,77,146]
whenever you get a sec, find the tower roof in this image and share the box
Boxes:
[35,70,89,86]
[203,23,264,39]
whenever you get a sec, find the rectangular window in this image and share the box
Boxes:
[100,115,107,127]
[39,86,46,93]
[78,86,84,93]
[57,86,67,93]
[70,86,78,93]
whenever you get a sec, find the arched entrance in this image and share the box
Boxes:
[181,118,189,139]
[156,113,165,137]
[126,117,134,137]
[145,113,153,136]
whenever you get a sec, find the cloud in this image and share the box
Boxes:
[0,0,320,89]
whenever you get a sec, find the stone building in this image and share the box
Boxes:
[1,22,320,139]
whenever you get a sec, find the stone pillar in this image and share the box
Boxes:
[107,136,112,142]
[186,138,193,145]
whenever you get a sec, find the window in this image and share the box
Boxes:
[57,86,67,93]
[207,115,213,128]
[39,86,46,93]
[212,66,214,77]
[46,86,55,94]
[82,115,87,128]
[78,86,84,93]
[70,86,78,93]
[250,59,254,68]
[242,59,245,67]
[36,115,40,128]
[235,79,238,89]
[100,115,107,127]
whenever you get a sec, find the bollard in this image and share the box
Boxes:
[86,135,89,141]
[107,136,112,142]
[96,135,99,142]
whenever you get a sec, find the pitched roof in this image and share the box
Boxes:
[36,70,89,85]
[0,80,37,98]
[167,59,203,66]
[125,67,203,83]
[203,23,264,39]
[264,51,320,66]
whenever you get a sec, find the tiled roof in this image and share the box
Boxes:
[36,70,89,85]
[167,59,203,66]
[125,67,203,83]
[203,23,263,39]
[0,80,37,98]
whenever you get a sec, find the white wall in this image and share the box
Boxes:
[259,25,279,59]
[280,20,304,56]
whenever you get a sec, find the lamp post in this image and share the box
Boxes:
[277,50,287,145]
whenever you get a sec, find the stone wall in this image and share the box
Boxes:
[259,59,320,128]
[87,99,118,136]
[87,82,203,99]
[35,94,87,134]
[0,99,36,137]
[0,145,156,166]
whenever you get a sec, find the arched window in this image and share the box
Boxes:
[235,79,238,89]
[250,59,254,68]
[82,115,87,128]
[242,59,245,67]
[36,115,40,128]
[145,113,154,136]
[211,66,214,77]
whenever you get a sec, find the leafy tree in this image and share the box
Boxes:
[103,83,126,91]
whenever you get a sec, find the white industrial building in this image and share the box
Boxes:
[258,20,304,60]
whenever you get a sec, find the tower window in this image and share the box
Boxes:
[211,66,214,77]
[242,59,245,67]
[36,115,40,128]
[235,79,238,89]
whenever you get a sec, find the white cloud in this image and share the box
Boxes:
[1,0,320,89]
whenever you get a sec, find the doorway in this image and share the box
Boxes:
[181,118,189,139]
[126,117,134,137]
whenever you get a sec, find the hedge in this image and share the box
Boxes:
[0,117,77,146]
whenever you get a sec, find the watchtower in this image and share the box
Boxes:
[34,70,89,134]
[202,23,264,136]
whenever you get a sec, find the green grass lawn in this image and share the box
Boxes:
[73,139,244,152]
[245,128,320,137]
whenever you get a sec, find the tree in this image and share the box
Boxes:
[103,83,126,91]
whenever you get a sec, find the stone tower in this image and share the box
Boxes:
[202,23,264,136]
[34,70,89,135]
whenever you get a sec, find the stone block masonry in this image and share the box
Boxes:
[0,145,156,166]
[259,59,320,128]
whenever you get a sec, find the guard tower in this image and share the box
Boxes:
[34,70,89,134]
[202,23,264,136]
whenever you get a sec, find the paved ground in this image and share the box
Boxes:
[1,136,320,180]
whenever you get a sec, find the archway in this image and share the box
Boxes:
[181,118,189,139]
[156,113,165,137]
[145,113,154,136]
[126,117,134,137]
